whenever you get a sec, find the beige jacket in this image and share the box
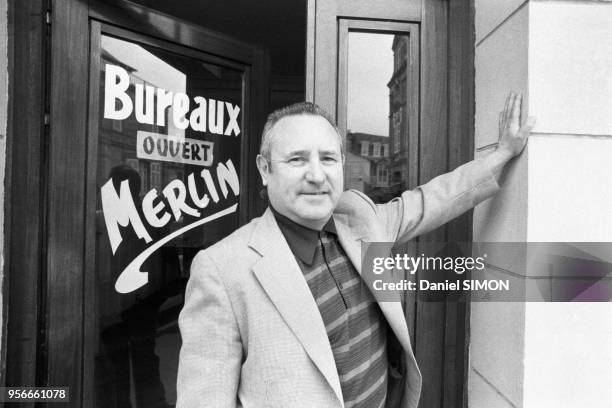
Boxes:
[177,157,499,408]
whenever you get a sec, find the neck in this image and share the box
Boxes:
[269,206,331,231]
[296,218,328,231]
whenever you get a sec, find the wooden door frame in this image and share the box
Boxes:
[5,0,268,405]
[4,0,49,396]
[305,0,475,406]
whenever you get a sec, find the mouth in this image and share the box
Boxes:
[300,191,329,196]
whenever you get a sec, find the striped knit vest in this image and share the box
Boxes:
[297,230,389,408]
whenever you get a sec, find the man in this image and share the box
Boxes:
[177,93,534,407]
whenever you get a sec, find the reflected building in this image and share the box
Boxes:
[387,35,410,196]
[345,132,390,202]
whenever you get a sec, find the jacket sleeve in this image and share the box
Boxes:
[176,251,243,408]
[372,156,500,243]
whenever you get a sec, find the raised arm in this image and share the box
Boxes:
[358,92,535,243]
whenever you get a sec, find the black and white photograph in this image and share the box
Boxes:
[1,0,612,407]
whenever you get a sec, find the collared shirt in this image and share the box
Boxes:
[270,206,337,265]
[271,207,388,408]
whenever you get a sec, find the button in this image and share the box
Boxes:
[338,283,343,290]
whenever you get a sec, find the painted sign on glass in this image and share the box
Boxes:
[96,39,244,295]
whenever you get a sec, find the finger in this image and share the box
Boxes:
[524,116,536,131]
[508,92,516,124]
[518,93,523,125]
[502,93,512,124]
[518,116,536,139]
[511,93,521,125]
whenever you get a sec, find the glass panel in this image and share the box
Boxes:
[93,34,244,407]
[346,32,411,203]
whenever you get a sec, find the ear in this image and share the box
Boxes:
[256,154,270,186]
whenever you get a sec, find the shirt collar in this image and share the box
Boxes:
[270,206,337,265]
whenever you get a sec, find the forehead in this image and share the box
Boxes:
[269,114,342,154]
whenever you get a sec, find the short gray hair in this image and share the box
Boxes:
[259,102,343,161]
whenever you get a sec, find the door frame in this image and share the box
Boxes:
[6,0,268,405]
[4,0,49,394]
[305,0,476,406]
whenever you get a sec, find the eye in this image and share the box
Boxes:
[287,156,307,166]
[321,156,339,164]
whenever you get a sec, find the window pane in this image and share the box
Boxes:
[93,34,244,407]
[346,32,410,203]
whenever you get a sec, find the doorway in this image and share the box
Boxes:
[308,0,475,407]
[6,0,474,407]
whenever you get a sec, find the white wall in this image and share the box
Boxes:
[471,2,530,406]
[471,1,612,407]
[524,3,612,406]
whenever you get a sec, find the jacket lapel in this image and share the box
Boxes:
[333,214,412,353]
[334,213,422,407]
[249,209,344,406]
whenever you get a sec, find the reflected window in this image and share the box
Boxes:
[377,165,388,185]
[361,141,369,156]
[373,143,381,158]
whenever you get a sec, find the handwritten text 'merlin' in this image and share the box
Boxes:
[101,160,239,294]
[101,159,239,255]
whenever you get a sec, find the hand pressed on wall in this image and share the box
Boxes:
[484,91,536,183]
[497,92,536,158]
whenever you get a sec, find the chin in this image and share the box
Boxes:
[300,208,333,222]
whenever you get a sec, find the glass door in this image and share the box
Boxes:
[75,10,266,407]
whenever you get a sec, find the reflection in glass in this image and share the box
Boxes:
[94,35,243,407]
[346,32,409,203]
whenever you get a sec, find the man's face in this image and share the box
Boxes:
[257,114,344,230]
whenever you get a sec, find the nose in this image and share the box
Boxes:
[305,159,325,184]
